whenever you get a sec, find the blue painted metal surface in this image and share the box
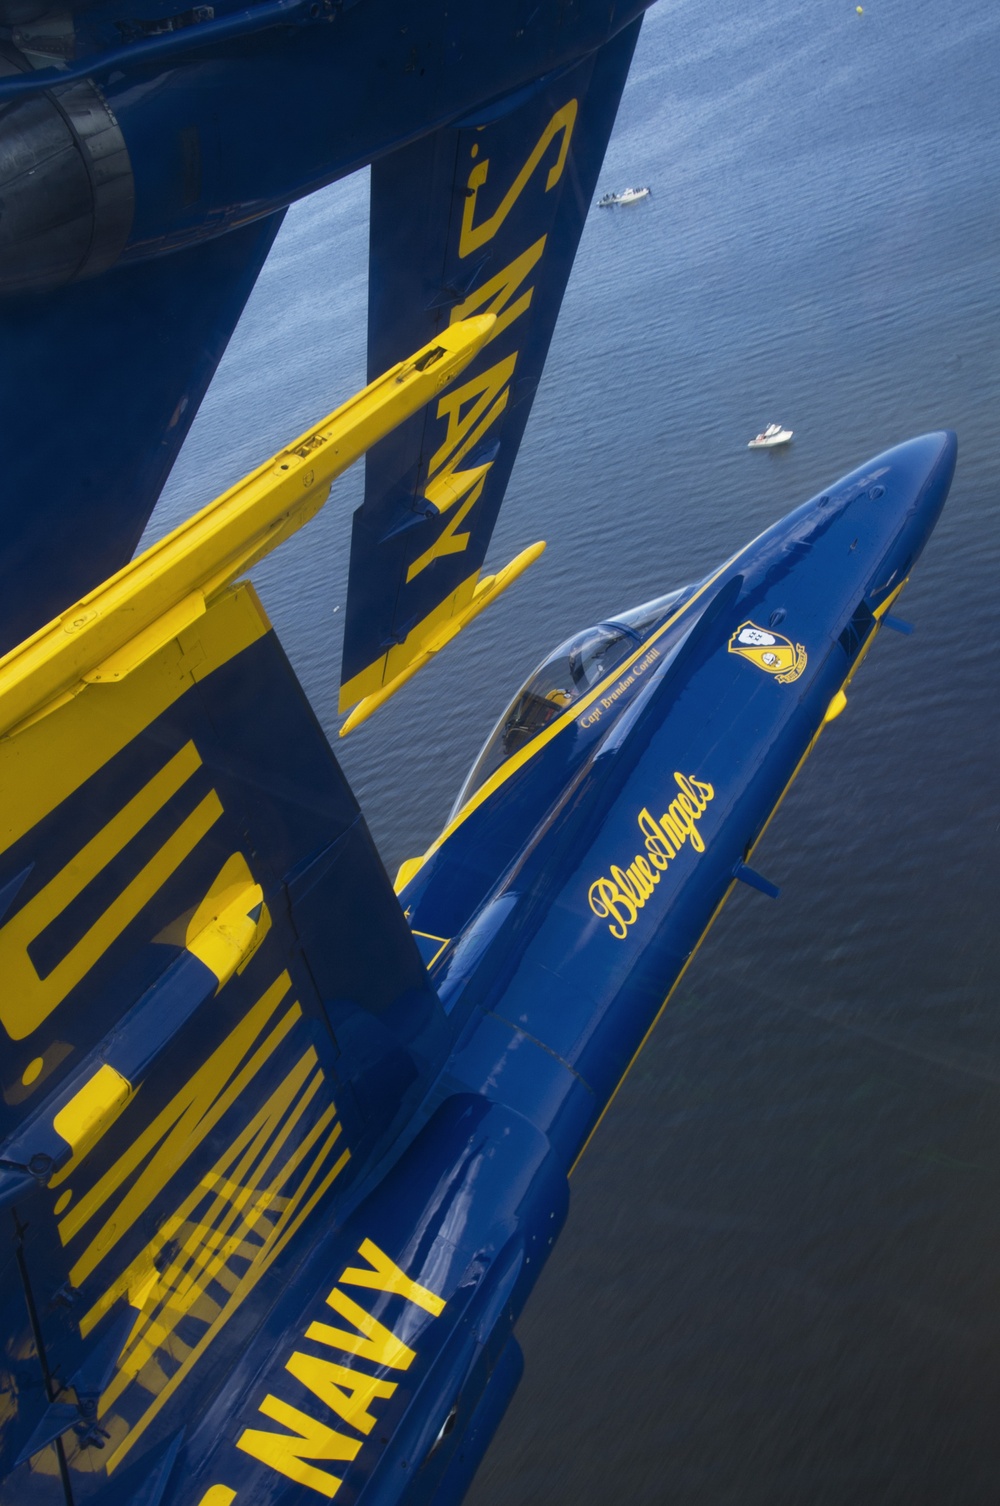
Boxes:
[2,12,664,1495]
[0,430,956,1503]
[344,17,643,702]
[0,0,653,650]
[0,1,964,1498]
[0,214,285,656]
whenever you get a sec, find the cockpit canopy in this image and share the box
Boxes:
[452,582,699,815]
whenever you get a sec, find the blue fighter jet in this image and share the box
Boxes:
[0,390,956,1503]
[0,0,656,677]
[0,0,962,1495]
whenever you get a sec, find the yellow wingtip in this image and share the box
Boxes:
[0,317,497,742]
[338,540,547,737]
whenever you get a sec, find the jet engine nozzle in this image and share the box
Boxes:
[0,50,134,293]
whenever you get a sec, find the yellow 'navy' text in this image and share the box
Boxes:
[236,1238,446,1499]
[405,101,578,585]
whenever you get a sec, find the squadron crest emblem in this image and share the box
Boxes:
[728,621,807,683]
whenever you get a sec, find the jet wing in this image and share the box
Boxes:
[339,16,644,728]
[0,323,489,1499]
[0,211,283,656]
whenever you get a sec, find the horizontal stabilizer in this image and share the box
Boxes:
[340,16,644,717]
[14,1306,135,1464]
[13,1402,81,1467]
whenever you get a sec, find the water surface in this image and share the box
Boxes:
[150,2,1000,1498]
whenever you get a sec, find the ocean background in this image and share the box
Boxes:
[146,0,1000,1500]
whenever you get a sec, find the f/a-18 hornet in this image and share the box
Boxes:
[0,0,957,1502]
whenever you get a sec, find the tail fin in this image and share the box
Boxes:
[0,325,487,1494]
[339,17,644,725]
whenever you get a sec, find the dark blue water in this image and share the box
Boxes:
[147,0,1000,1499]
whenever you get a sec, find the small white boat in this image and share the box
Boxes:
[598,185,651,207]
[748,422,793,449]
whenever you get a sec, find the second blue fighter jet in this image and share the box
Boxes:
[0,419,956,1505]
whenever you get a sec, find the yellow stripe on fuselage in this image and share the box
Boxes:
[408,542,760,880]
[569,578,913,1174]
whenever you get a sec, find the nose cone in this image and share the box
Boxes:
[849,432,956,592]
[898,428,957,485]
[889,429,957,536]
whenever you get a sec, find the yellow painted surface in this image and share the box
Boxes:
[237,1394,360,1499]
[239,1235,447,1498]
[0,741,221,1040]
[285,1353,396,1436]
[100,997,353,1476]
[340,234,564,716]
[96,1052,337,1416]
[184,853,271,989]
[340,542,545,735]
[824,689,848,723]
[85,592,207,683]
[873,577,910,619]
[394,857,424,891]
[423,356,516,500]
[53,1064,132,1164]
[728,621,808,683]
[197,1490,237,1506]
[64,972,296,1267]
[306,1289,416,1372]
[105,1127,350,1467]
[0,317,494,741]
[0,585,269,1046]
[587,774,717,940]
[0,582,266,862]
[338,569,481,712]
[449,235,547,346]
[339,1237,447,1316]
[409,931,450,968]
[459,100,577,256]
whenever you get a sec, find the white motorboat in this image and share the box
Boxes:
[748,422,793,449]
[598,185,651,207]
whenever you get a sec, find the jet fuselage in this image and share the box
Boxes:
[193,434,956,1506]
[0,0,654,290]
[404,431,957,1165]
